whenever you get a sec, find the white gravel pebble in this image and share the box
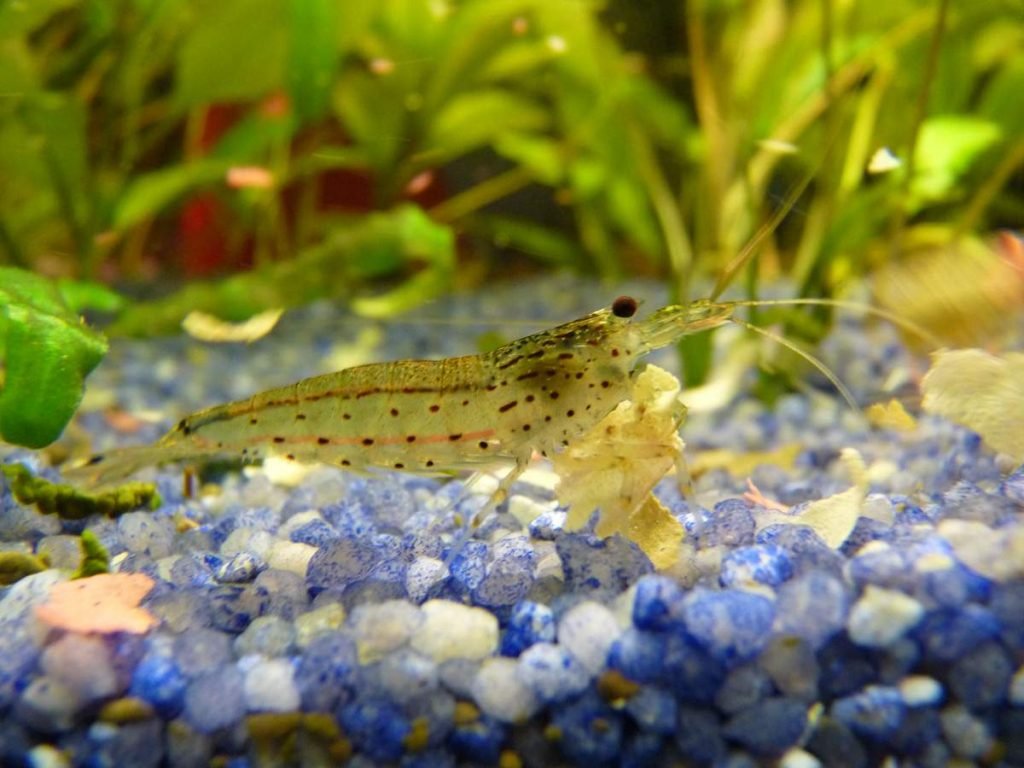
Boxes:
[471,657,540,722]
[847,585,925,648]
[557,600,623,674]
[243,658,300,712]
[410,600,498,663]
[350,600,424,663]
[266,539,317,575]
[898,676,943,707]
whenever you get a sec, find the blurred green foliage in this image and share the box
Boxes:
[0,0,1023,446]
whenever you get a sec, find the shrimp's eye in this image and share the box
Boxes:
[612,296,638,318]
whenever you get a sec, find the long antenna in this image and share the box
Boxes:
[709,170,817,302]
[728,297,942,349]
[729,317,860,413]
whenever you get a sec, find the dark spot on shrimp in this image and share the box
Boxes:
[550,391,560,400]
[479,441,489,449]
[407,435,416,443]
[544,415,551,422]
[558,352,574,360]
[86,454,105,466]
[273,436,285,444]
[567,409,575,417]
[362,438,374,446]
[575,372,584,379]
[429,404,440,413]
[343,413,352,420]
[499,401,518,413]
[449,433,462,442]
[487,384,498,391]
[611,348,619,357]
[341,459,351,466]
[462,399,469,406]
[318,437,329,445]
[390,408,399,417]
[426,460,435,467]
[250,418,258,425]
[522,424,531,431]
[612,296,638,318]
[296,413,307,420]
[516,371,538,381]
[286,454,295,461]
[601,380,610,388]
[394,463,404,469]
[527,350,545,359]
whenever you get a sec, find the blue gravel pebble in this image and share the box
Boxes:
[289,518,339,547]
[129,655,187,718]
[500,601,556,657]
[183,666,246,734]
[700,500,756,548]
[607,628,669,685]
[681,588,775,666]
[471,535,536,608]
[207,584,270,633]
[518,643,590,703]
[294,634,358,712]
[631,575,685,631]
[556,533,653,595]
[773,570,849,649]
[674,706,726,765]
[831,685,905,739]
[914,604,1001,663]
[722,697,808,756]
[447,715,505,764]
[338,700,410,763]
[552,694,623,764]
[662,633,726,705]
[623,686,677,734]
[714,665,773,715]
[947,641,1013,709]
[755,524,844,576]
[305,538,378,595]
[719,544,794,588]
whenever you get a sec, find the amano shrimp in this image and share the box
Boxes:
[68,297,737,495]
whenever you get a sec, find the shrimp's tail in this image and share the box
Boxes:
[63,437,198,488]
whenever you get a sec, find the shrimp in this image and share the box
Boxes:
[68,292,929,498]
[67,297,736,491]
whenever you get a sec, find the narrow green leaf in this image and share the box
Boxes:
[287,0,338,121]
[113,160,232,230]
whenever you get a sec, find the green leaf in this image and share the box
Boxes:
[113,160,232,230]
[493,134,565,185]
[422,90,549,165]
[472,215,586,268]
[57,280,126,314]
[911,115,1002,207]
[174,0,288,107]
[0,268,107,449]
[0,0,77,38]
[287,0,338,121]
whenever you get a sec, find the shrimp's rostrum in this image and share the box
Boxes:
[70,297,736,485]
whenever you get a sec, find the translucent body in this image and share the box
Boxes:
[69,298,734,486]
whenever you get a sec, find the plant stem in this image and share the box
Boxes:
[429,167,534,224]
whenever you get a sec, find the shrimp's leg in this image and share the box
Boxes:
[670,398,705,535]
[469,455,531,528]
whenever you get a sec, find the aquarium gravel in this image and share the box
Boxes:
[2,278,1023,767]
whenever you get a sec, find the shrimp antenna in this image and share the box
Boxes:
[728,297,943,349]
[729,316,861,413]
[709,170,816,302]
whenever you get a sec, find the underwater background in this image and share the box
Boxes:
[2,0,1024,765]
